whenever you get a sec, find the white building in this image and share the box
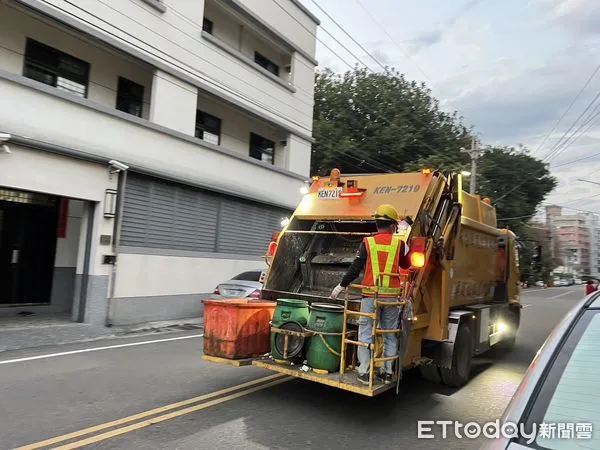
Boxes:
[590,215,600,277]
[0,0,318,326]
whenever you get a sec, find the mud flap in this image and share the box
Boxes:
[421,311,471,370]
[396,299,414,394]
[436,320,459,369]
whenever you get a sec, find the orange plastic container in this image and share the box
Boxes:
[202,298,276,359]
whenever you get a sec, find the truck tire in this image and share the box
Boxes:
[439,323,473,388]
[419,362,442,383]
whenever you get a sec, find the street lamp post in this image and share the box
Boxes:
[461,137,484,195]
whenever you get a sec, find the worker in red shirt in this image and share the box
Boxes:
[585,279,598,295]
[330,204,411,385]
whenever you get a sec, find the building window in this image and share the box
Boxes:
[195,111,221,145]
[116,77,144,117]
[203,18,213,34]
[23,39,90,98]
[254,52,279,77]
[249,132,275,164]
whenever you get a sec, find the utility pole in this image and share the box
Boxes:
[461,137,484,195]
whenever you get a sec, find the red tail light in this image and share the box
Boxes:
[248,289,262,299]
[267,241,277,257]
[409,236,427,268]
[410,252,425,268]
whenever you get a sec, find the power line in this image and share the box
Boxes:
[498,202,600,223]
[543,89,600,164]
[530,65,600,158]
[272,0,466,171]
[155,0,315,74]
[269,0,369,73]
[562,192,600,205]
[349,0,473,118]
[553,150,600,169]
[105,0,315,111]
[339,148,397,173]
[303,0,462,172]
[497,214,537,221]
[493,88,600,204]
[483,57,600,205]
[316,22,377,71]
[543,203,600,214]
[161,3,317,98]
[178,0,442,175]
[342,152,395,173]
[46,0,315,134]
[271,0,375,75]
[353,0,434,86]
[308,0,388,73]
[547,104,600,165]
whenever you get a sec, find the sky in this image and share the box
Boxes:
[298,0,600,219]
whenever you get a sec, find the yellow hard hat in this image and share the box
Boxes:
[374,204,399,222]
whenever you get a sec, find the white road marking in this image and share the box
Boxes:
[0,334,204,365]
[548,290,578,300]
[522,287,582,295]
[522,304,531,308]
[521,287,560,293]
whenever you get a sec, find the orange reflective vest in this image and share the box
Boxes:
[361,233,405,297]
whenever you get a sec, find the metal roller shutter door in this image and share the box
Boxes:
[121,173,291,256]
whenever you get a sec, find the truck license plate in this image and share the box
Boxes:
[317,188,343,200]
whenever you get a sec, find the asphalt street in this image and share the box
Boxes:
[0,286,584,450]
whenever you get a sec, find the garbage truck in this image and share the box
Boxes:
[202,168,521,397]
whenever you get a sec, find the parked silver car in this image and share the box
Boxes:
[212,269,266,299]
[481,291,600,449]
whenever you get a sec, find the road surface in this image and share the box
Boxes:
[0,286,583,449]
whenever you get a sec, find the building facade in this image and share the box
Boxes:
[546,205,600,277]
[0,0,319,325]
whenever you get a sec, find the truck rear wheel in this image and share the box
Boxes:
[419,362,442,383]
[439,323,473,388]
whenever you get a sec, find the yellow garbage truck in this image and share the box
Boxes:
[204,168,521,397]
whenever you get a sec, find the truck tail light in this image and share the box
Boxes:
[410,236,427,268]
[267,241,277,257]
[410,252,425,268]
[248,289,262,299]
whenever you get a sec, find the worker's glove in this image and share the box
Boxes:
[330,284,345,299]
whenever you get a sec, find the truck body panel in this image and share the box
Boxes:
[203,169,521,396]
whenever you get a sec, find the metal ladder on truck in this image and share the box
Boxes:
[339,272,411,390]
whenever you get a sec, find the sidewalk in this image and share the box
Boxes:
[0,314,203,353]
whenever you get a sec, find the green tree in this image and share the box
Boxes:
[407,147,557,237]
[312,67,473,175]
[311,66,557,244]
[477,147,556,237]
[517,227,554,283]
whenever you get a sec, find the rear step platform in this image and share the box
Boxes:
[201,355,255,367]
[252,358,394,397]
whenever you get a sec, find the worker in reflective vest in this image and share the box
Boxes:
[330,204,411,385]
